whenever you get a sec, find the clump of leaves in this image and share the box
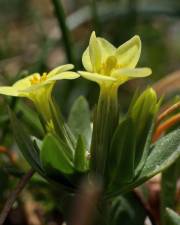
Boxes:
[0,32,179,225]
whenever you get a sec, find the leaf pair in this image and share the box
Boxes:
[105,88,180,198]
[9,96,91,190]
[106,128,180,199]
[40,96,91,186]
[41,134,88,178]
[105,88,158,190]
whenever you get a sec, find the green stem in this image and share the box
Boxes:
[90,85,119,179]
[90,0,101,35]
[0,97,18,144]
[51,0,75,65]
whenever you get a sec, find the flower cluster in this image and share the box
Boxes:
[0,31,152,124]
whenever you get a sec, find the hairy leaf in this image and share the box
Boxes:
[138,129,180,181]
[106,129,180,199]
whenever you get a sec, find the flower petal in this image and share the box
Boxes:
[112,68,152,78]
[98,37,116,60]
[82,35,116,73]
[115,35,141,68]
[82,47,93,72]
[89,31,102,72]
[23,72,79,93]
[21,82,51,93]
[0,86,19,96]
[13,73,40,90]
[78,71,116,85]
[48,64,74,77]
[48,72,79,81]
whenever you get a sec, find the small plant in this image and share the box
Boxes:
[0,32,179,225]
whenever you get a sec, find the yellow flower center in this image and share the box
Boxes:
[30,73,48,85]
[100,56,121,76]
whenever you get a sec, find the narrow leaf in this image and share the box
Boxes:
[49,97,75,159]
[138,129,180,181]
[106,129,180,199]
[134,114,156,176]
[107,117,136,188]
[16,102,44,138]
[9,109,44,176]
[130,88,158,169]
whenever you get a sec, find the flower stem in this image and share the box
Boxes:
[90,0,101,35]
[90,85,119,179]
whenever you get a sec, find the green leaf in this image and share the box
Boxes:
[134,114,156,176]
[108,193,146,225]
[138,129,180,182]
[130,88,157,140]
[74,135,88,172]
[9,109,44,176]
[107,117,136,188]
[68,96,92,148]
[129,88,159,170]
[16,101,44,139]
[166,208,180,225]
[49,97,75,158]
[105,129,180,199]
[40,134,74,175]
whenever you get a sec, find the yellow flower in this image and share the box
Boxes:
[0,64,79,121]
[79,31,151,88]
[0,64,78,97]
